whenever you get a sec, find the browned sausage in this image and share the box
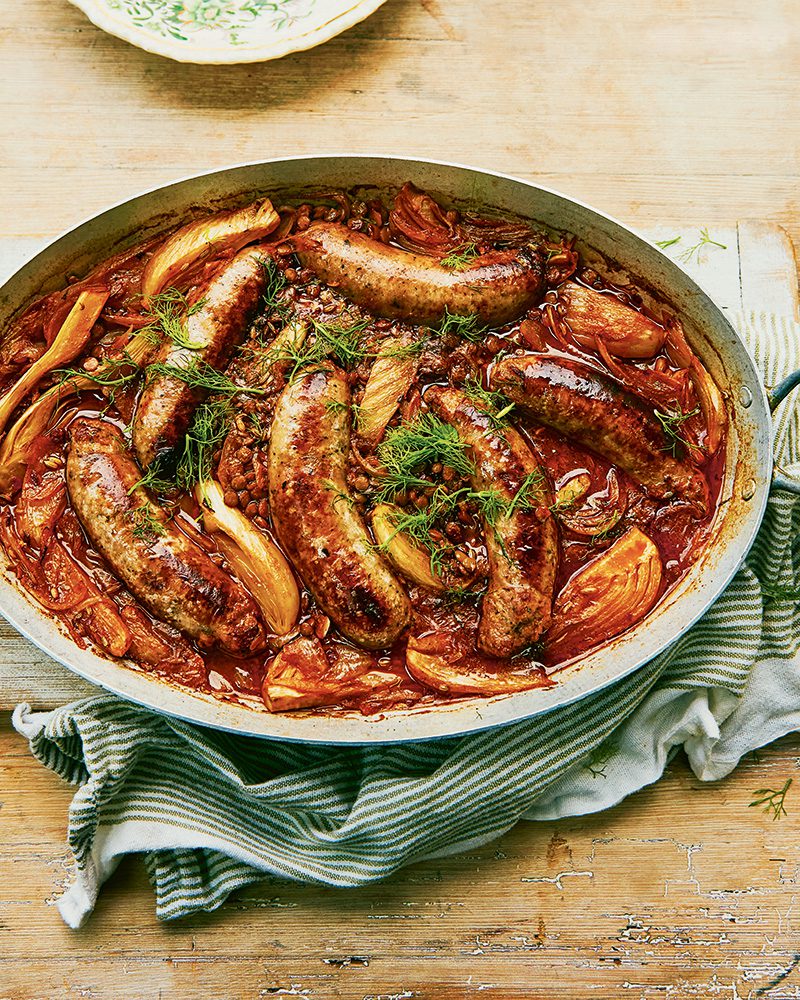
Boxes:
[268,364,412,649]
[293,223,546,326]
[66,417,266,655]
[132,248,267,468]
[425,386,558,656]
[490,355,709,511]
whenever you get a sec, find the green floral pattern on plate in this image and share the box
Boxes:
[106,0,317,45]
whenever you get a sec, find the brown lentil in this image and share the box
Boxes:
[445,521,463,542]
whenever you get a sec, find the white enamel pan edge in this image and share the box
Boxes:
[1,155,798,744]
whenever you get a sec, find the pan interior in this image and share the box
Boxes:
[0,156,772,743]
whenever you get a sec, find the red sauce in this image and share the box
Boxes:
[0,185,729,715]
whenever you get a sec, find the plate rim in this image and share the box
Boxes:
[67,0,389,64]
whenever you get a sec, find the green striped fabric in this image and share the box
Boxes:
[13,311,800,927]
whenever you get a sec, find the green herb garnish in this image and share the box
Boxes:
[126,501,166,541]
[376,486,458,575]
[377,413,476,494]
[323,479,356,510]
[381,335,428,360]
[762,583,800,604]
[147,357,265,397]
[310,316,370,368]
[462,378,515,427]
[325,399,350,415]
[131,463,175,497]
[653,405,700,457]
[145,287,206,350]
[259,256,288,313]
[655,235,682,250]
[504,470,547,517]
[263,314,370,380]
[176,399,233,490]
[677,228,728,264]
[56,351,142,403]
[130,398,233,496]
[583,741,619,779]
[440,243,479,270]
[749,778,792,821]
[431,307,487,344]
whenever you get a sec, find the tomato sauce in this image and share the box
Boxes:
[0,184,728,715]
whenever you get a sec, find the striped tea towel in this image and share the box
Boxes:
[13,311,800,928]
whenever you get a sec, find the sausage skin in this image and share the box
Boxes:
[425,386,558,657]
[133,249,267,468]
[66,417,266,655]
[293,223,546,326]
[490,355,709,511]
[268,365,412,649]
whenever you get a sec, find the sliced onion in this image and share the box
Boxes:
[16,462,66,549]
[664,318,695,370]
[690,358,726,456]
[141,198,280,302]
[197,479,299,635]
[371,503,446,592]
[120,605,205,682]
[659,319,726,459]
[558,469,627,538]
[0,329,152,497]
[262,635,398,711]
[547,526,662,662]
[357,336,418,445]
[518,316,548,352]
[596,337,692,410]
[0,288,108,437]
[81,598,133,658]
[389,182,458,255]
[561,283,666,359]
[553,472,591,510]
[42,539,131,655]
[405,634,549,695]
[0,393,62,497]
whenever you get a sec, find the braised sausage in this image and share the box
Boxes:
[132,248,267,468]
[490,355,709,511]
[268,365,412,649]
[66,417,266,655]
[293,223,546,326]
[425,386,558,656]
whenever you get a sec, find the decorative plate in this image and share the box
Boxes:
[68,0,389,64]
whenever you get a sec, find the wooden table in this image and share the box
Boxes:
[2,1,800,997]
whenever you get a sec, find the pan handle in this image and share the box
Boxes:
[768,368,800,495]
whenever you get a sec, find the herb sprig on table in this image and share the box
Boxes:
[749,778,792,821]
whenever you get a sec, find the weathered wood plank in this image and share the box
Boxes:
[2,1,800,992]
[2,716,798,998]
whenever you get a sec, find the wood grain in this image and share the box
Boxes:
[2,716,799,999]
[2,0,800,995]
[1,0,799,250]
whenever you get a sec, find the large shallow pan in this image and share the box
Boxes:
[1,156,798,744]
